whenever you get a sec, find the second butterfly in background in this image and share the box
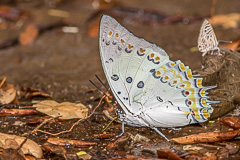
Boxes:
[198,19,220,56]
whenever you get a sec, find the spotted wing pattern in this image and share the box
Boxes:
[197,19,219,56]
[99,15,216,128]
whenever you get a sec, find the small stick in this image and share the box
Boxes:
[0,76,7,88]
[36,95,105,136]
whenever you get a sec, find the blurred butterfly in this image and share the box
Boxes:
[99,15,218,141]
[198,19,220,56]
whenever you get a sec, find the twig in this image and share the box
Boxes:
[0,76,7,88]
[22,116,60,136]
[36,95,105,136]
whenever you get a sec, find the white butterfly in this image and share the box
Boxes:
[198,19,220,56]
[99,15,218,141]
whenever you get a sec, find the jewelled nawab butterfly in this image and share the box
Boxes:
[198,19,220,56]
[99,15,218,141]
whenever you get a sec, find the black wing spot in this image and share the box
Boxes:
[157,96,163,102]
[137,81,144,88]
[111,74,119,81]
[126,77,132,83]
[168,101,173,105]
[109,58,113,62]
[117,91,121,94]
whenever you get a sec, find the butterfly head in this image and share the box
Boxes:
[114,108,126,121]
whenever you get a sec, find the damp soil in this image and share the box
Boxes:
[0,0,240,159]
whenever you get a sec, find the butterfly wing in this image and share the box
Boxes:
[99,15,169,115]
[197,19,219,55]
[99,15,215,128]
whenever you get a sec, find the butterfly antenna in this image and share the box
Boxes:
[89,80,112,100]
[95,75,109,91]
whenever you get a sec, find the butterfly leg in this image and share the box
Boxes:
[152,127,169,142]
[116,122,125,137]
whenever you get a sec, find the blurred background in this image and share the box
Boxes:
[0,0,240,101]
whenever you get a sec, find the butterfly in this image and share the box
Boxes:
[99,15,218,141]
[198,19,220,56]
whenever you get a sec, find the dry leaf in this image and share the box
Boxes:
[209,13,240,29]
[34,100,88,119]
[47,138,97,147]
[0,84,17,104]
[157,149,184,160]
[171,130,239,144]
[0,148,25,160]
[20,87,51,99]
[219,117,240,129]
[19,23,39,46]
[42,143,66,156]
[0,132,43,158]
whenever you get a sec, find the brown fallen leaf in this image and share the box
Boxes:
[0,132,43,158]
[157,149,184,160]
[0,108,40,116]
[171,130,239,144]
[0,84,17,104]
[20,87,51,99]
[219,117,240,129]
[209,13,240,29]
[19,23,39,46]
[47,138,97,147]
[33,100,88,119]
[42,142,66,157]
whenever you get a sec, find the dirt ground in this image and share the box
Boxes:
[0,0,240,159]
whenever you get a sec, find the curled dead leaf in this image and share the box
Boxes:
[0,84,17,104]
[171,130,239,144]
[42,143,66,156]
[33,100,88,119]
[0,132,43,158]
[20,87,51,99]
